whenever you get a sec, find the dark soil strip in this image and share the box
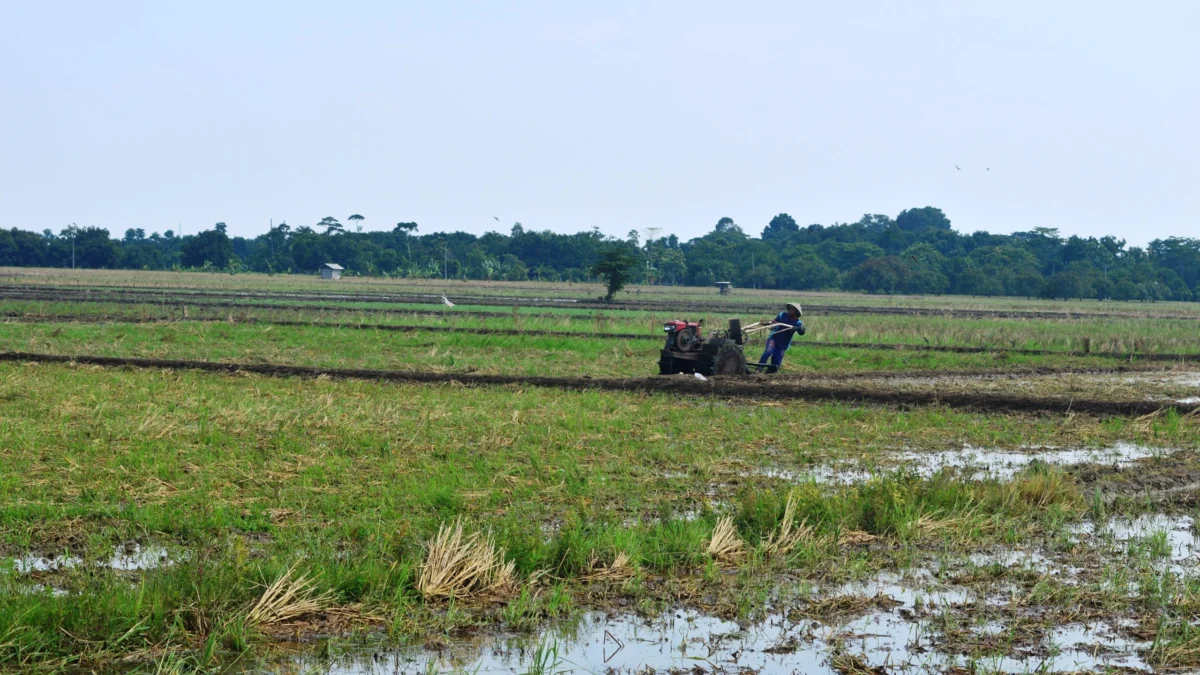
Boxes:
[0,294,610,321]
[7,311,1200,363]
[771,363,1177,382]
[3,284,1195,321]
[2,351,1195,416]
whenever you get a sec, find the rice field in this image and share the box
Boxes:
[3,269,1200,674]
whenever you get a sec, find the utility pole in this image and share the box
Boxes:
[443,244,449,280]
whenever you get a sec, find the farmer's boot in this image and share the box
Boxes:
[765,365,778,374]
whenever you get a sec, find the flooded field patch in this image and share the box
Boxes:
[756,443,1170,486]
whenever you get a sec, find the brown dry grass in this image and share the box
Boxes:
[706,517,745,563]
[417,519,515,599]
[245,566,333,628]
[761,493,814,556]
[582,551,634,582]
[837,530,879,547]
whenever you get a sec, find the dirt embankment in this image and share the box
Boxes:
[2,350,1197,416]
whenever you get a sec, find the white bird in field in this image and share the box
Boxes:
[441,294,455,308]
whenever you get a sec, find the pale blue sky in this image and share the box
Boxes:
[1,1,1196,245]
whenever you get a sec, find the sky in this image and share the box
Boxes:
[1,1,1197,246]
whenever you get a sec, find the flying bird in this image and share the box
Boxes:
[493,216,500,221]
[955,165,962,171]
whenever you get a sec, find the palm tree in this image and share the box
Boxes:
[348,214,365,233]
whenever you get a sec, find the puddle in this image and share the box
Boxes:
[1074,514,1199,564]
[830,569,970,608]
[7,543,177,575]
[278,570,1149,675]
[965,549,1087,584]
[763,443,1168,486]
[894,443,1162,480]
[1046,621,1149,671]
[108,543,174,570]
[968,549,1053,572]
[1126,372,1200,389]
[11,553,82,574]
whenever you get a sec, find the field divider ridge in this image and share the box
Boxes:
[1,350,1195,417]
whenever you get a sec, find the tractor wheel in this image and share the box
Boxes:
[714,344,748,376]
[676,327,700,351]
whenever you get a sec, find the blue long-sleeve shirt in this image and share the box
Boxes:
[768,311,804,350]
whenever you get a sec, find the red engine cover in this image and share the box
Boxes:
[664,320,701,332]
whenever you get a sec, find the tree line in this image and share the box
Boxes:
[2,208,1198,301]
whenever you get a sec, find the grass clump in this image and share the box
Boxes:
[417,520,515,599]
[760,493,815,557]
[705,517,745,564]
[244,565,332,629]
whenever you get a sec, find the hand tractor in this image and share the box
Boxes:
[658,318,803,376]
[658,318,751,376]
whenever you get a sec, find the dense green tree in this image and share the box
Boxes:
[1042,271,1088,300]
[181,228,234,269]
[896,207,951,231]
[844,257,912,294]
[589,246,639,301]
[819,241,886,271]
[72,227,120,268]
[900,243,950,294]
[713,217,741,235]
[762,213,799,241]
[780,246,840,290]
[2,206,1194,303]
[0,229,17,265]
[657,248,687,284]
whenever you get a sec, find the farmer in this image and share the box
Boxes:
[758,302,805,373]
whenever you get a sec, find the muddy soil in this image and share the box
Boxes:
[816,369,1200,405]
[3,350,1198,416]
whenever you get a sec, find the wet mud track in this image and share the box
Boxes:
[3,350,1197,416]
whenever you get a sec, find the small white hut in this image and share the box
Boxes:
[320,263,344,280]
[715,281,733,295]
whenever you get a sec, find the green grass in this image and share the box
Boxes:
[0,319,1138,378]
[1,362,1198,668]
[8,292,1200,355]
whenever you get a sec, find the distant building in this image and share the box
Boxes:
[716,281,733,295]
[320,263,344,280]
